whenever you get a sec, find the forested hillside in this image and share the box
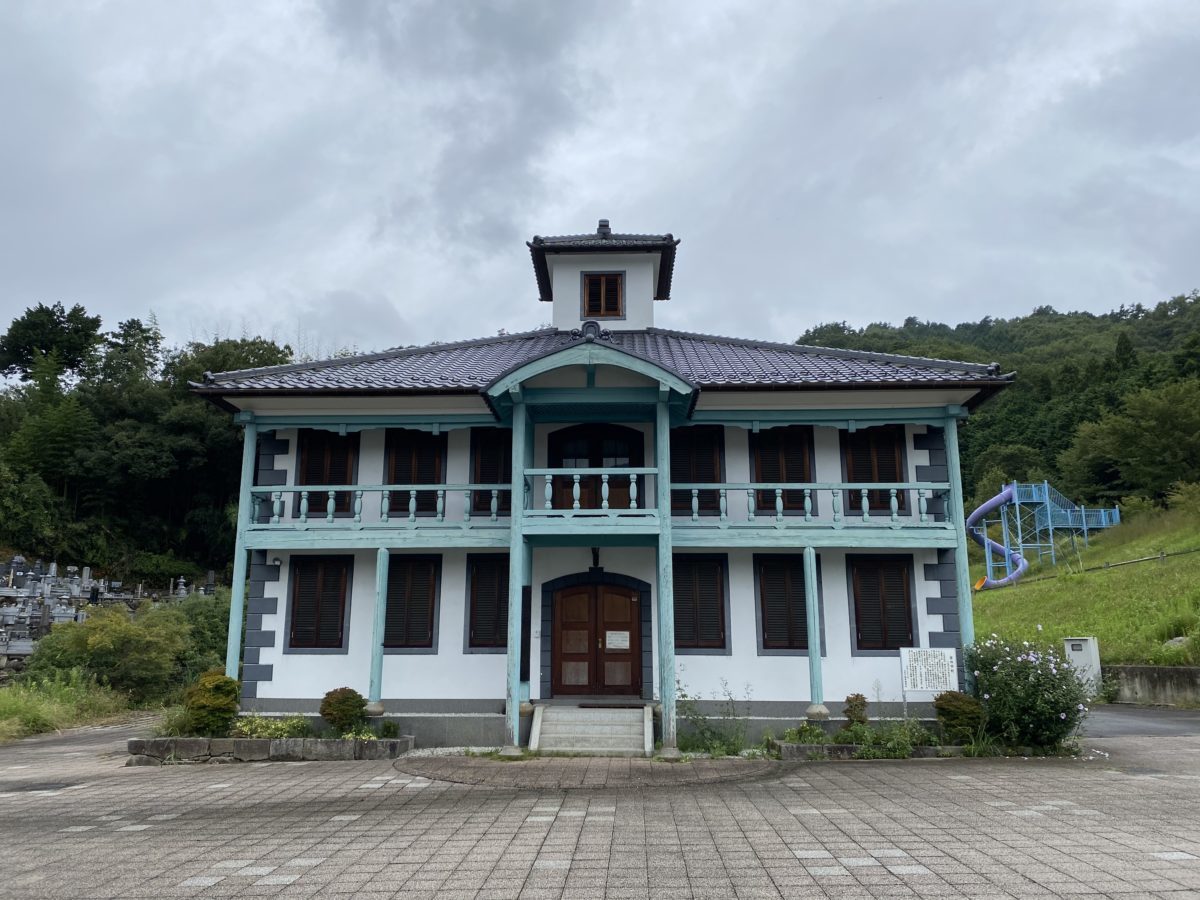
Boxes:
[798,291,1200,507]
[0,303,291,582]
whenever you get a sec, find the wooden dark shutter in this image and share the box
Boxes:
[297,430,358,514]
[471,428,512,514]
[752,426,812,512]
[468,555,509,648]
[757,556,808,650]
[844,425,906,512]
[289,556,349,649]
[583,274,622,318]
[670,426,723,513]
[672,556,726,649]
[851,556,912,650]
[386,430,445,514]
[384,556,439,648]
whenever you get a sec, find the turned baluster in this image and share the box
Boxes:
[381,490,390,523]
[300,490,309,524]
[326,490,336,523]
[691,489,700,522]
[462,490,471,524]
[572,474,581,511]
[353,490,363,523]
[918,489,927,523]
[719,488,727,522]
[601,474,610,510]
[436,489,445,523]
[252,495,262,524]
[889,488,898,523]
[861,488,870,522]
[544,474,553,510]
[271,491,282,525]
[775,488,784,523]
[408,489,417,523]
[747,488,755,522]
[832,488,842,524]
[629,474,638,509]
[804,488,812,523]
[490,490,499,522]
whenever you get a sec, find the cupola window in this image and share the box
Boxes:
[582,273,623,318]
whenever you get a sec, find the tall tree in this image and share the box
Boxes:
[0,302,102,379]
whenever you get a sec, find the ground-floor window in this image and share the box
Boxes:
[288,555,352,650]
[467,554,509,649]
[755,554,809,651]
[673,554,726,650]
[384,555,440,649]
[848,554,914,650]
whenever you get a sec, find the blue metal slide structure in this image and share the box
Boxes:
[966,481,1121,590]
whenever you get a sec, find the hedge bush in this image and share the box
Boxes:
[843,693,869,725]
[183,669,240,736]
[933,691,984,744]
[966,635,1088,749]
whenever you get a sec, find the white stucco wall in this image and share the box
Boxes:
[548,253,659,330]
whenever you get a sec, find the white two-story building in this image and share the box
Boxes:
[194,220,1011,755]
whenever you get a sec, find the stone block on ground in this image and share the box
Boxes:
[206,755,236,764]
[302,739,355,761]
[125,754,161,767]
[168,738,212,760]
[231,739,271,761]
[127,739,148,756]
[269,738,306,761]
[208,738,235,756]
[356,737,413,760]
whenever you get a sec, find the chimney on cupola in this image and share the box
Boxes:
[526,220,680,332]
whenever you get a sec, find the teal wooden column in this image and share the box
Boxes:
[944,416,976,649]
[802,545,828,720]
[655,397,678,752]
[225,419,258,679]
[502,400,528,754]
[366,548,390,715]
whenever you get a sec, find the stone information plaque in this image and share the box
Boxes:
[900,648,958,693]
[606,631,630,650]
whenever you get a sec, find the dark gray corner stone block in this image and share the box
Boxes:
[926,448,947,465]
[913,429,945,450]
[248,581,267,600]
[252,550,267,565]
[245,630,276,648]
[938,578,958,599]
[242,664,273,682]
[259,436,289,455]
[915,465,948,482]
[255,470,287,487]
[938,548,956,565]
[243,647,260,665]
[926,596,958,615]
[941,614,960,633]
[923,562,956,581]
[249,563,281,583]
[929,631,962,649]
[241,681,257,700]
[248,596,277,615]
[245,614,262,633]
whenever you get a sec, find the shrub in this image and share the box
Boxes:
[0,669,127,741]
[230,715,312,739]
[677,679,750,756]
[183,670,240,737]
[377,720,400,739]
[320,687,367,734]
[843,693,869,725]
[966,636,1089,749]
[781,723,828,744]
[830,722,874,745]
[1166,481,1200,515]
[26,605,188,703]
[934,691,984,745]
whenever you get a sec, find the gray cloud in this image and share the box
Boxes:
[0,0,1196,357]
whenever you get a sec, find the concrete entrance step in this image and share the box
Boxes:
[530,704,652,758]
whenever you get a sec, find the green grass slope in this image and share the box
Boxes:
[973,510,1200,665]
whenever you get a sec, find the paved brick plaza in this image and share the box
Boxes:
[1,722,1199,898]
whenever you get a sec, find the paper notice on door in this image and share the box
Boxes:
[606,630,630,650]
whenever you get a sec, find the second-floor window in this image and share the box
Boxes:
[750,425,814,513]
[386,428,446,515]
[843,424,906,512]
[582,273,623,318]
[671,425,723,514]
[297,429,359,515]
[470,427,512,514]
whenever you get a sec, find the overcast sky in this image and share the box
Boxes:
[1,1,1197,357]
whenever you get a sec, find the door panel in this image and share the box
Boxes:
[552,583,641,696]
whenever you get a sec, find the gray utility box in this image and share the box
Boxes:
[1063,636,1102,694]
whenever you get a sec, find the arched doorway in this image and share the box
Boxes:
[547,423,645,510]
[540,570,652,699]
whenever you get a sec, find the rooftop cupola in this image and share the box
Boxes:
[527,219,680,331]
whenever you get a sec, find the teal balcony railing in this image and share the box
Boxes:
[247,484,513,529]
[523,468,659,518]
[669,481,954,528]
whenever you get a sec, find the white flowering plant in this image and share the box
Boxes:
[964,635,1089,750]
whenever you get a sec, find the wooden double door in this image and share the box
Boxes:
[552,583,641,696]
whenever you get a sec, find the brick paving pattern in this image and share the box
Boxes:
[0,723,1198,898]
